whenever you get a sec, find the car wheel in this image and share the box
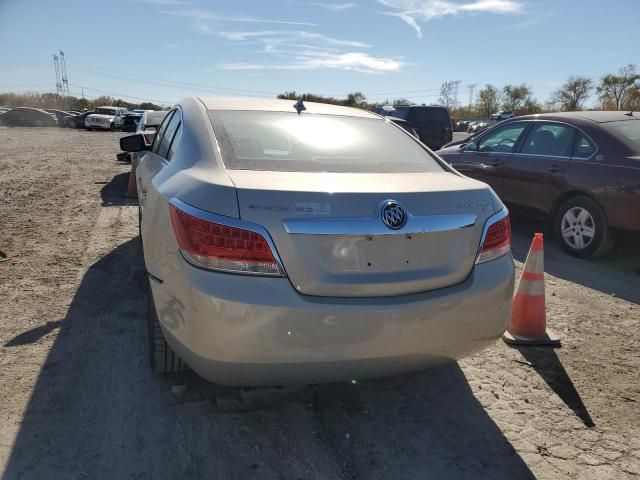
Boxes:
[110,123,115,132]
[147,277,186,374]
[554,196,614,258]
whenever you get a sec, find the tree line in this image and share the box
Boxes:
[279,64,639,119]
[2,64,637,118]
[0,91,164,112]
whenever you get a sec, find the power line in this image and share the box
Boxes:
[68,84,172,105]
[68,61,278,97]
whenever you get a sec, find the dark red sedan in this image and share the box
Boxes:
[437,111,640,257]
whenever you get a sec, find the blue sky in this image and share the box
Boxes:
[0,0,638,106]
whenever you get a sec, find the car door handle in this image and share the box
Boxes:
[549,165,566,174]
[489,159,504,167]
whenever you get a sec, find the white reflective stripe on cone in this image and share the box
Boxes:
[517,279,545,296]
[523,250,544,274]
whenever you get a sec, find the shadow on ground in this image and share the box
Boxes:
[100,172,137,207]
[513,346,595,428]
[510,214,640,304]
[3,238,534,479]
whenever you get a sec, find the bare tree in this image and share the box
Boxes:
[476,84,500,118]
[597,64,639,110]
[438,81,456,110]
[551,76,593,111]
[502,84,533,112]
[346,91,367,107]
[626,83,640,111]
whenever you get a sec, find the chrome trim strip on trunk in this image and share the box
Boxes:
[283,213,477,236]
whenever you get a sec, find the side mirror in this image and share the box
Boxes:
[120,134,149,152]
[465,141,478,152]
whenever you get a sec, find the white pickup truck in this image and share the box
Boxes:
[85,106,128,131]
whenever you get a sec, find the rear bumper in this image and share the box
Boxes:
[150,254,515,386]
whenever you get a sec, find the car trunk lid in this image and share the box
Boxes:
[227,169,496,297]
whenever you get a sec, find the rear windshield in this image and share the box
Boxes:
[208,111,444,173]
[602,120,640,151]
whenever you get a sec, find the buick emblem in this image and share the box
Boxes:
[381,201,407,230]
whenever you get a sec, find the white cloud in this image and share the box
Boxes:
[289,1,357,11]
[161,8,316,26]
[220,51,403,73]
[218,30,370,49]
[315,2,356,11]
[378,0,524,38]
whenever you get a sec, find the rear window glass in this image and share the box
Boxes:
[602,120,640,151]
[208,111,444,173]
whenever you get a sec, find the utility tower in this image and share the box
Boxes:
[467,83,477,107]
[452,80,462,109]
[59,50,70,96]
[53,54,63,95]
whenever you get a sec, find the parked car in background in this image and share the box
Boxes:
[456,120,471,132]
[387,115,419,138]
[384,105,453,150]
[468,120,496,134]
[490,111,515,121]
[466,121,481,133]
[372,105,397,117]
[43,109,74,126]
[0,107,57,127]
[436,111,640,257]
[120,96,514,386]
[63,111,95,128]
[122,111,146,132]
[85,106,127,131]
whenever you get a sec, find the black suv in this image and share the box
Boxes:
[373,105,453,150]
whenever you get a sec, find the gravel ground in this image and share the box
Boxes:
[0,127,639,479]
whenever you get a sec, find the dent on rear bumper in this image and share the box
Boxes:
[150,254,515,386]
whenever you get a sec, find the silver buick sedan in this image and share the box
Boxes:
[120,97,515,386]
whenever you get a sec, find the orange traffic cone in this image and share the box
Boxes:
[503,233,560,346]
[125,158,138,199]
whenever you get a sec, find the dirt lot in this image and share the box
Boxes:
[0,127,639,479]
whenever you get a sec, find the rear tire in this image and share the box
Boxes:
[147,278,186,374]
[554,196,614,258]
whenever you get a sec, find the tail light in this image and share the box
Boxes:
[169,203,283,276]
[476,213,511,264]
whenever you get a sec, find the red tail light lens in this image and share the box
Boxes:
[476,214,511,264]
[169,204,283,276]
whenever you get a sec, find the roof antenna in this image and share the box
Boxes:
[294,97,306,115]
